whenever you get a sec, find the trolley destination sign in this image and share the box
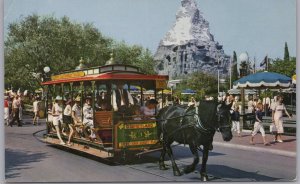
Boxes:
[116,121,158,149]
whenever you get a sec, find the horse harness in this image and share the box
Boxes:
[157,106,230,143]
[157,108,213,143]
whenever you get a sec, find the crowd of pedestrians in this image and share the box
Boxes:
[4,91,25,127]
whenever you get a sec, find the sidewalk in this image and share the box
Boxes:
[213,131,296,157]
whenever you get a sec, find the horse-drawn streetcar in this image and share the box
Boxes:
[41,58,168,162]
[42,57,233,180]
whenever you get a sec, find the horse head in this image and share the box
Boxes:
[216,101,233,142]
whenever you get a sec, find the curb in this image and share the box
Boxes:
[213,141,296,158]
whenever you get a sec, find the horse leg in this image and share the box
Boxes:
[200,144,209,181]
[184,144,199,174]
[159,144,167,170]
[166,144,182,176]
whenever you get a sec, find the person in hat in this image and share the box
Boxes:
[83,97,95,137]
[63,99,73,125]
[67,96,82,145]
[32,96,41,125]
[83,96,103,142]
[52,96,65,145]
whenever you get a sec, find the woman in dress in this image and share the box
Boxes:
[272,95,291,143]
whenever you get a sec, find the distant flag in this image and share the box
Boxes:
[253,57,256,74]
[260,56,268,67]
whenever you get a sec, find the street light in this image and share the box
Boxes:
[44,66,50,73]
[43,66,51,81]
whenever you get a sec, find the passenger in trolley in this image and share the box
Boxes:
[140,99,158,119]
[52,96,65,145]
[68,96,82,144]
[83,96,103,143]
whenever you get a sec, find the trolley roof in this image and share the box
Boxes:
[41,64,168,85]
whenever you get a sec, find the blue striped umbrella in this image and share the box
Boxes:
[233,71,291,89]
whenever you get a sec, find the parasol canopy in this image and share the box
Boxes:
[158,89,171,94]
[233,71,291,89]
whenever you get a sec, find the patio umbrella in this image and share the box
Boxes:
[181,89,196,95]
[233,71,291,89]
[158,89,171,94]
[123,85,140,91]
[233,71,291,116]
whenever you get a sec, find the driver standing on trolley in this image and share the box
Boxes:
[112,81,135,112]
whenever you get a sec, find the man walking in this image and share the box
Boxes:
[9,94,22,127]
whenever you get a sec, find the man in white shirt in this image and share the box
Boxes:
[9,94,22,127]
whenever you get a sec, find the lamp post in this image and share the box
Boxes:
[217,57,221,95]
[43,66,51,81]
[43,66,51,123]
[218,69,220,95]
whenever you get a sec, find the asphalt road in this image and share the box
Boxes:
[5,122,296,183]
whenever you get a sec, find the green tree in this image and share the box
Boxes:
[269,57,296,77]
[231,51,239,84]
[5,14,156,91]
[113,42,155,74]
[5,14,112,90]
[174,72,220,100]
[284,42,290,61]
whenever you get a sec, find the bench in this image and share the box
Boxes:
[94,111,113,128]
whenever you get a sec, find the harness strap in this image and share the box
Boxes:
[161,112,214,143]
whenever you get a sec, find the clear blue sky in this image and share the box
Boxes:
[4,0,296,65]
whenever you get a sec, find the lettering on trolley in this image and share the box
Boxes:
[118,140,158,148]
[51,71,85,81]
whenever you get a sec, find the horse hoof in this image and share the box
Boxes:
[200,174,208,181]
[184,166,195,174]
[173,170,182,176]
[159,165,168,170]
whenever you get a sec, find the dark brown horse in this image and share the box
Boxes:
[156,100,233,181]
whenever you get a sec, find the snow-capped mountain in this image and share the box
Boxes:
[154,0,230,79]
[162,0,212,46]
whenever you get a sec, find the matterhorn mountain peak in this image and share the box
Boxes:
[162,0,212,46]
[154,0,230,79]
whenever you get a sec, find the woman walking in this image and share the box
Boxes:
[272,95,291,143]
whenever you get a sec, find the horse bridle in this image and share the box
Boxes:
[215,108,231,132]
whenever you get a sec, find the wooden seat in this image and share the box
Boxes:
[95,111,113,128]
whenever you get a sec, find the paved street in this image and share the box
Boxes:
[5,116,297,183]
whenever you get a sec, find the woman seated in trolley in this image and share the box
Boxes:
[140,99,158,119]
